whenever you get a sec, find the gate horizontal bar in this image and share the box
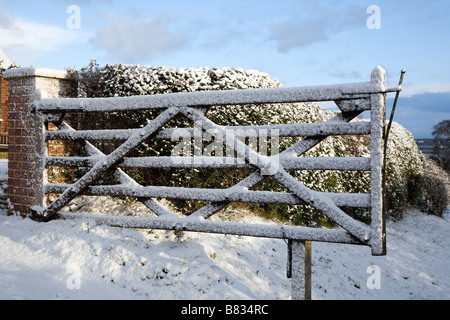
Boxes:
[34,81,390,113]
[45,184,371,207]
[60,211,363,245]
[45,121,371,141]
[46,156,371,171]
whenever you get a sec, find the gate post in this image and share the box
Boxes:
[369,66,387,256]
[291,240,312,300]
[3,67,74,217]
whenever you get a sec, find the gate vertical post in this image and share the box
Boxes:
[291,240,312,300]
[369,66,387,256]
[3,67,74,217]
[34,110,46,210]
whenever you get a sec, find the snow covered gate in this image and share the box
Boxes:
[8,66,398,300]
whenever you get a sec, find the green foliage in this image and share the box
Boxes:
[408,174,447,217]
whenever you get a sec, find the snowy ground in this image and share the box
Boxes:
[0,159,449,300]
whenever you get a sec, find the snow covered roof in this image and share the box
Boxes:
[0,48,13,71]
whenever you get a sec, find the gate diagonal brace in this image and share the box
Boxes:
[180,106,371,244]
[188,109,366,220]
[58,122,176,218]
[32,107,180,221]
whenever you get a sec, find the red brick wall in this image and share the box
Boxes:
[0,77,8,133]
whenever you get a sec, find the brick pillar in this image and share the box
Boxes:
[0,77,9,133]
[3,67,75,217]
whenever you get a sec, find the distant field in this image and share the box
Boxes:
[415,139,436,156]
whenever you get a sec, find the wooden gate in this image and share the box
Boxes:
[30,66,398,299]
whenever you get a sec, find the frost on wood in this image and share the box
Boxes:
[61,211,361,245]
[45,121,371,140]
[36,82,385,113]
[30,65,393,257]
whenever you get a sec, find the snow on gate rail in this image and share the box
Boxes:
[31,66,396,259]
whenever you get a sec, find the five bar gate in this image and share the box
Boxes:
[30,66,397,300]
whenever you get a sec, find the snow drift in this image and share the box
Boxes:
[0,194,448,300]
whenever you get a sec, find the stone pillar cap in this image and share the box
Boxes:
[3,67,68,80]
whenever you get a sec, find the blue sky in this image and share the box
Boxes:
[1,0,449,138]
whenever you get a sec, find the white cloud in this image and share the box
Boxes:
[269,4,365,52]
[91,16,189,62]
[0,11,90,64]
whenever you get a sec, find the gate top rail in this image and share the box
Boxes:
[34,68,398,113]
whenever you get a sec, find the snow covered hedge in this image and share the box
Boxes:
[67,62,448,225]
